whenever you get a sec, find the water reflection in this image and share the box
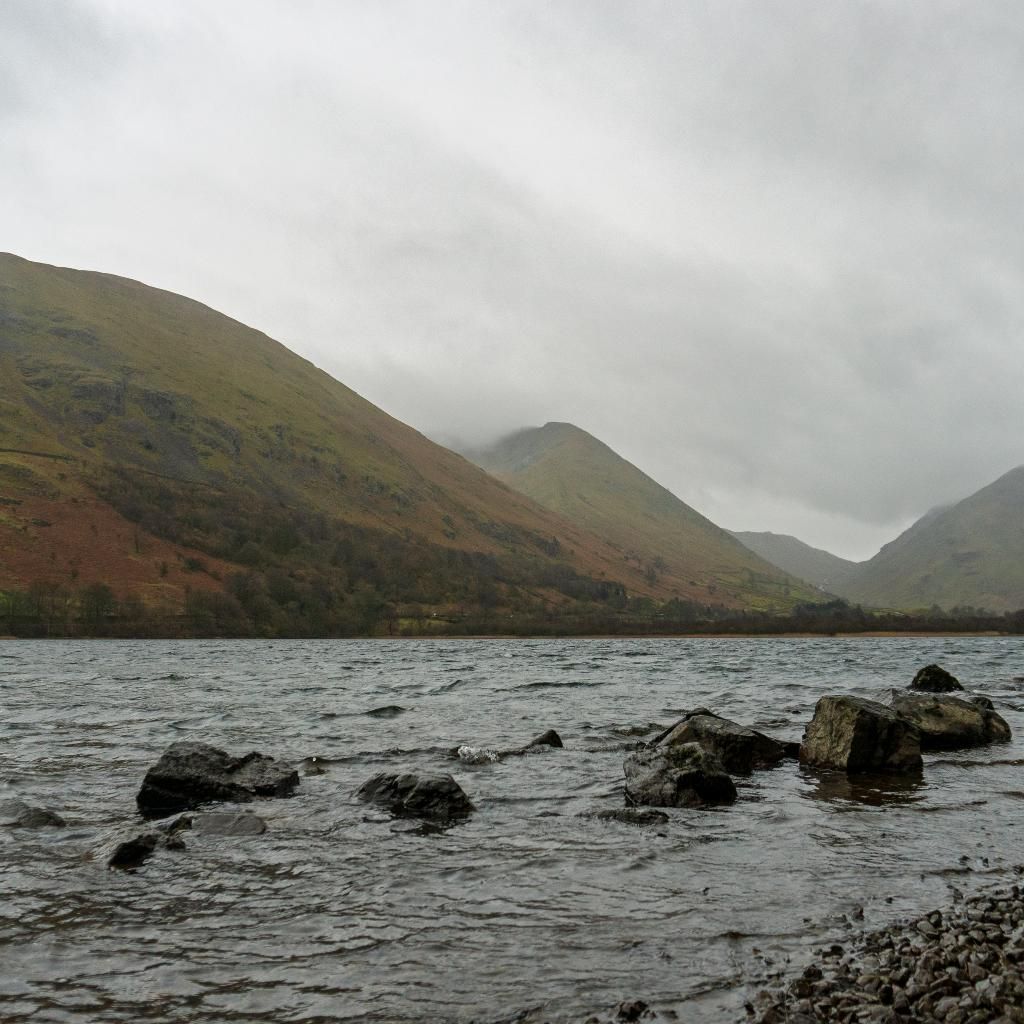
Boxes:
[798,765,927,807]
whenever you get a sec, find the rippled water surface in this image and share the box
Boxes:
[2,637,1023,1023]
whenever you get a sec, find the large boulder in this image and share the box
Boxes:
[0,798,66,828]
[356,772,475,821]
[910,664,964,693]
[623,742,737,808]
[889,691,1011,750]
[799,696,922,774]
[652,709,789,775]
[136,742,299,819]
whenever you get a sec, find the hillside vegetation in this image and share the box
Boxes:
[835,470,1024,612]
[730,530,857,593]
[467,422,820,612]
[0,253,691,634]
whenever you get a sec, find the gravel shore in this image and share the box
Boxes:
[752,876,1024,1023]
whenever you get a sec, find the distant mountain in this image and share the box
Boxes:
[836,470,1024,611]
[467,422,820,611]
[0,254,685,633]
[730,531,857,592]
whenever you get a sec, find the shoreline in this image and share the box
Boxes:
[0,631,1011,641]
[751,874,1024,1023]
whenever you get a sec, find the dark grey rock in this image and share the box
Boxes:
[889,691,1012,750]
[526,728,563,749]
[623,742,737,808]
[0,798,66,828]
[800,695,922,774]
[910,664,965,692]
[652,708,789,774]
[355,771,475,821]
[105,830,185,870]
[136,742,299,818]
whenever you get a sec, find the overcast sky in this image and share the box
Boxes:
[4,1,1023,560]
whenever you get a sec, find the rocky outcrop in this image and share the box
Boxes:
[623,742,737,808]
[356,772,475,821]
[0,798,66,828]
[799,696,922,774]
[889,691,1011,750]
[652,709,789,775]
[910,663,964,692]
[136,742,299,818]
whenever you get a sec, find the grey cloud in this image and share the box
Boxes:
[2,0,1022,561]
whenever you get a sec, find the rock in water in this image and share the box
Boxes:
[104,830,186,870]
[910,664,964,692]
[654,709,789,774]
[193,812,267,836]
[889,691,1011,750]
[583,808,670,826]
[526,729,563,749]
[0,798,66,828]
[136,742,299,818]
[623,742,737,808]
[356,772,475,821]
[799,696,922,774]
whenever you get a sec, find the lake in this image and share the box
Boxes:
[1,637,1022,1022]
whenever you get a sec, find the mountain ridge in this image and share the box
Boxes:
[466,421,820,611]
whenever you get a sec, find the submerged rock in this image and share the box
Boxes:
[364,705,406,718]
[799,696,922,774]
[105,830,186,870]
[451,727,564,763]
[889,691,1011,750]
[192,812,267,836]
[652,709,789,775]
[136,742,299,818]
[910,663,964,692]
[0,798,66,828]
[623,742,737,808]
[583,808,670,827]
[356,771,475,821]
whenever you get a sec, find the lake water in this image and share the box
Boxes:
[1,637,1022,1023]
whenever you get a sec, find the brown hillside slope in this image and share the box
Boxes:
[0,253,676,617]
[468,422,820,611]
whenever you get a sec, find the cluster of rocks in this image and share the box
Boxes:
[799,665,1010,776]
[612,665,1012,820]
[753,882,1024,1023]
[621,709,794,810]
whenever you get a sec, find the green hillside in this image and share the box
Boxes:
[835,471,1024,612]
[730,530,856,592]
[467,422,821,611]
[0,254,677,634]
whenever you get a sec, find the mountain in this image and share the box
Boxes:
[730,531,857,592]
[0,253,691,634]
[466,422,820,611]
[834,470,1024,611]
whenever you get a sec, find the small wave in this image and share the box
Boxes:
[518,679,607,691]
[457,746,500,764]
